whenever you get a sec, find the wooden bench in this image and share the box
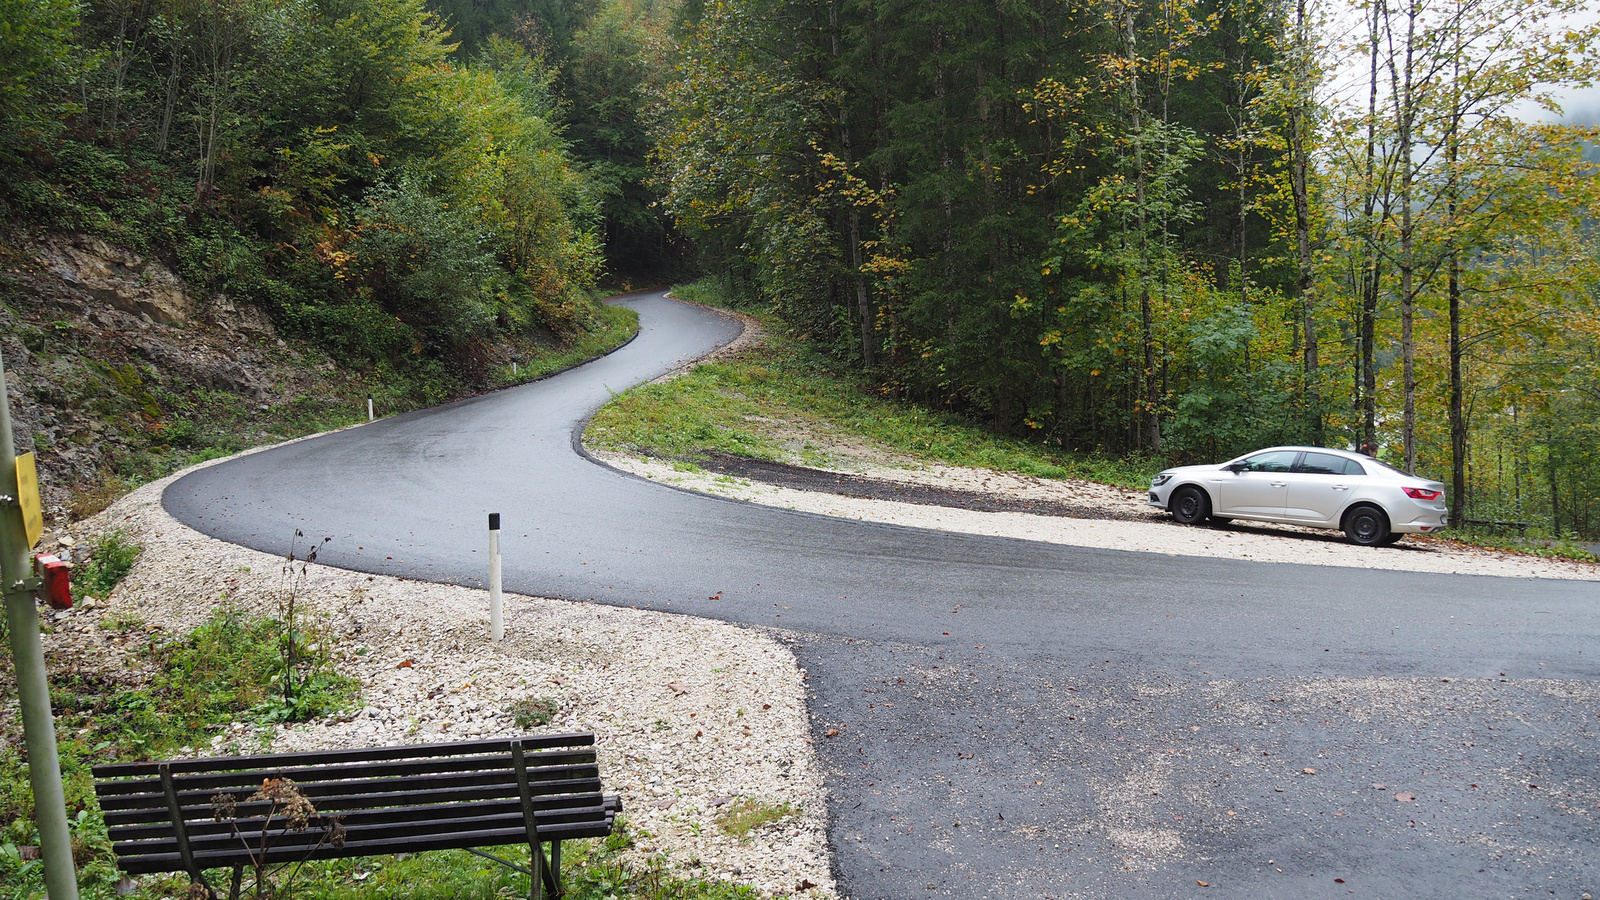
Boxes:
[92,732,621,900]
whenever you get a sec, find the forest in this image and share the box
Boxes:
[2,0,1599,538]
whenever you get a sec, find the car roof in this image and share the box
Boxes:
[1240,445,1363,459]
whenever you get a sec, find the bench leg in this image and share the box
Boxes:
[229,865,243,900]
[545,841,561,897]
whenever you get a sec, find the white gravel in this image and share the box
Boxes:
[54,447,838,899]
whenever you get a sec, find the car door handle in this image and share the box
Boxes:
[1331,485,1349,491]
[1270,481,1287,488]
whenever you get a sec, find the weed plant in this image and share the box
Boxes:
[589,279,1160,490]
[509,696,562,729]
[73,531,141,597]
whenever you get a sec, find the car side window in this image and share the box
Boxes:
[1343,458,1369,476]
[1241,451,1298,473]
[1297,452,1348,475]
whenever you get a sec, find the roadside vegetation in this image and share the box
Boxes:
[0,526,756,900]
[589,279,1160,490]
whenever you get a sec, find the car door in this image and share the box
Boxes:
[1285,452,1367,523]
[1215,450,1299,517]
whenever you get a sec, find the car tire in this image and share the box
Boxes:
[1343,505,1389,546]
[1170,486,1210,525]
[1378,532,1403,546]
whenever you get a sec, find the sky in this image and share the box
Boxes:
[1321,0,1600,126]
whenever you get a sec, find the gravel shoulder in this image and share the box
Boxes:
[589,451,1600,582]
[47,444,838,899]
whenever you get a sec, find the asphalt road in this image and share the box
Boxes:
[166,291,1600,899]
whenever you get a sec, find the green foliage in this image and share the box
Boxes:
[0,0,77,164]
[509,696,561,728]
[74,531,141,598]
[589,281,1162,490]
[10,0,610,396]
[343,174,499,355]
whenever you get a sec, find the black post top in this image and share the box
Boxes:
[489,513,500,530]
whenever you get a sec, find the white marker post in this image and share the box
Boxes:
[488,513,503,641]
[367,396,374,422]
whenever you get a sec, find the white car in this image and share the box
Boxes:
[1147,446,1449,546]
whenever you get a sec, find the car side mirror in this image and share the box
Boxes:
[1227,462,1247,473]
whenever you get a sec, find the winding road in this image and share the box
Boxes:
[166,292,1600,899]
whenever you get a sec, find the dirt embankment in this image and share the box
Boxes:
[0,232,361,522]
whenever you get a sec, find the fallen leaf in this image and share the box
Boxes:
[653,799,675,810]
[550,675,568,685]
[796,879,817,891]
[396,659,414,669]
[1372,784,1388,790]
[825,728,841,737]
[1196,880,1210,887]
[1395,791,1416,802]
[1302,768,1316,775]
[1335,878,1345,883]
[18,846,40,861]
[667,682,689,694]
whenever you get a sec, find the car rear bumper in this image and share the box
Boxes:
[1393,511,1450,534]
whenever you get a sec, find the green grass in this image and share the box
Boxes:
[72,531,141,598]
[714,799,795,841]
[1439,529,1599,563]
[587,278,1159,490]
[499,303,639,386]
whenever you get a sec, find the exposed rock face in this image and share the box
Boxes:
[0,231,354,524]
[35,234,196,325]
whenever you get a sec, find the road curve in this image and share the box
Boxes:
[166,291,1600,900]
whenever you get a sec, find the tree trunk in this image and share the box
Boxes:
[1289,0,1320,443]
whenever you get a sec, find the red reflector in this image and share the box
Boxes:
[1403,487,1442,500]
[34,554,72,610]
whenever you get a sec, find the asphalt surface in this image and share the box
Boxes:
[165,291,1600,899]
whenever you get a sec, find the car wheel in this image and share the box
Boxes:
[1343,505,1389,546]
[1170,486,1210,525]
[1378,532,1403,546]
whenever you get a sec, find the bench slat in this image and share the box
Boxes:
[94,749,596,798]
[103,777,602,827]
[107,795,595,842]
[97,764,599,813]
[98,746,601,794]
[92,733,595,778]
[114,814,618,875]
[114,802,614,856]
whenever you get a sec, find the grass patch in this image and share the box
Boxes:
[1,602,359,897]
[72,531,141,597]
[1439,530,1598,563]
[508,696,562,728]
[501,303,639,386]
[714,799,795,841]
[587,279,1159,490]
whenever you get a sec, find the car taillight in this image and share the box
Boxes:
[1403,487,1442,500]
